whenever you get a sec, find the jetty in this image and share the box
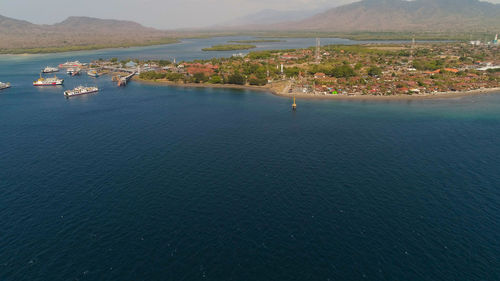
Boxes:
[117,71,136,87]
[101,66,137,87]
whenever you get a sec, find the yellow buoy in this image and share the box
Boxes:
[292,96,297,110]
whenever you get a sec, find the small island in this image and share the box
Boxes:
[228,40,284,43]
[202,44,257,51]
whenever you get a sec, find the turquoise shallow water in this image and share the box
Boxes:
[1,38,499,281]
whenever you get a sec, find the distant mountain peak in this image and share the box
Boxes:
[270,0,500,32]
[0,14,167,50]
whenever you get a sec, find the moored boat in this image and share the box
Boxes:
[64,86,99,97]
[42,66,59,73]
[87,70,99,77]
[0,82,11,90]
[59,61,84,68]
[33,75,64,86]
[71,68,81,76]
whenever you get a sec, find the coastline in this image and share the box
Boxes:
[0,39,181,56]
[132,77,273,93]
[133,77,500,101]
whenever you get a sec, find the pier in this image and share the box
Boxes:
[101,66,137,87]
[117,72,136,87]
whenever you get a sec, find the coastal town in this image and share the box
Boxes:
[4,40,498,99]
[93,40,500,98]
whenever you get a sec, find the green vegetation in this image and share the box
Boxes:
[0,38,180,55]
[228,40,284,43]
[413,59,445,71]
[248,77,268,86]
[139,71,167,80]
[226,72,246,85]
[367,66,383,77]
[284,67,301,78]
[248,51,273,59]
[139,71,185,82]
[253,31,495,41]
[324,45,394,55]
[208,75,223,84]
[202,44,257,51]
[192,73,209,83]
[331,65,356,78]
[157,60,172,67]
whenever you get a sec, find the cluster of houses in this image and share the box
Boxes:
[90,42,499,95]
[283,43,500,96]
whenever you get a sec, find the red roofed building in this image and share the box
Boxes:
[314,73,327,79]
[185,63,219,76]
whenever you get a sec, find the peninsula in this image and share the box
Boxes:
[90,41,499,99]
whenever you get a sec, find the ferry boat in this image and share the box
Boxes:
[64,86,99,97]
[0,82,11,90]
[42,66,59,73]
[87,70,99,77]
[33,75,64,86]
[59,61,84,68]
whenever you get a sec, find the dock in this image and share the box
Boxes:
[117,71,136,87]
[101,66,137,87]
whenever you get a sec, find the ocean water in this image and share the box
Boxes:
[1,38,499,281]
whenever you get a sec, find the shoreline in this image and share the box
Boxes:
[133,77,500,101]
[0,39,181,56]
[132,77,274,93]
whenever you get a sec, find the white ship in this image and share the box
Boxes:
[33,75,64,86]
[64,86,99,97]
[0,82,11,90]
[59,61,84,68]
[42,66,59,73]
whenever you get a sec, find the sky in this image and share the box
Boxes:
[1,0,500,29]
[0,0,353,28]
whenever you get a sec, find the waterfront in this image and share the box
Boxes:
[1,37,500,281]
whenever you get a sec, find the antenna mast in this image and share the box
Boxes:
[315,38,321,63]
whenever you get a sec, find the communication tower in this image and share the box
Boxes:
[315,38,321,63]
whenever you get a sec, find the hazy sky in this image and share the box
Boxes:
[1,0,500,29]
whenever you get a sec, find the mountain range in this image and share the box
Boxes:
[2,0,500,52]
[216,8,332,27]
[0,15,170,50]
[271,0,500,32]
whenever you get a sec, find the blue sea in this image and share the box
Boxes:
[1,37,499,281]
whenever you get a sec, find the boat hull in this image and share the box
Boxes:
[33,82,63,86]
[64,90,98,97]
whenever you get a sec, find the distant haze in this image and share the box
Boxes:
[2,0,500,29]
[0,0,376,29]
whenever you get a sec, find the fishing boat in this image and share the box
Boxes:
[64,86,99,97]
